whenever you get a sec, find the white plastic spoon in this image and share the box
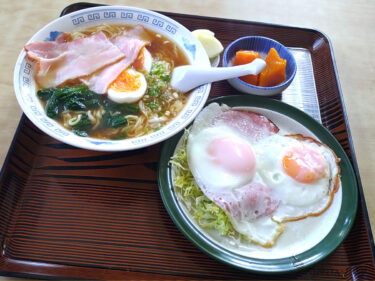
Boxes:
[171,58,266,92]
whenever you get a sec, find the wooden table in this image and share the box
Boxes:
[0,0,374,280]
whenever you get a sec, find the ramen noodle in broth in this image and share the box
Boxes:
[30,24,189,140]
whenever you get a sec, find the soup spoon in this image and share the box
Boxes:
[171,58,266,92]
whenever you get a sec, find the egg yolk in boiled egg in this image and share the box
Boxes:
[111,69,142,92]
[107,68,147,104]
[282,145,326,184]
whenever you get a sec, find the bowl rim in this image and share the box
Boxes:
[13,5,211,151]
[222,35,297,90]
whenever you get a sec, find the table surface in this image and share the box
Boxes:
[0,0,374,280]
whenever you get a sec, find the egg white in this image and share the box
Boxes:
[187,125,255,191]
[142,48,153,73]
[228,213,284,247]
[254,134,339,222]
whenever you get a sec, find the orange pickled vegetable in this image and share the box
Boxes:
[258,48,286,87]
[234,50,260,85]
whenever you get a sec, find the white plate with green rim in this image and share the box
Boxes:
[158,94,358,273]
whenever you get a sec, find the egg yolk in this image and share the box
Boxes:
[207,135,256,176]
[282,145,326,183]
[110,69,141,92]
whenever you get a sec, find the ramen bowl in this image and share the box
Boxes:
[14,6,211,151]
[222,36,296,96]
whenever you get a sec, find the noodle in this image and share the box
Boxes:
[70,24,127,40]
[37,24,189,140]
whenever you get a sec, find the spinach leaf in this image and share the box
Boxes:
[39,85,136,134]
[102,111,127,128]
[71,113,92,136]
[40,85,102,120]
[45,94,59,119]
[101,100,132,129]
[37,88,55,101]
[102,99,139,115]
[56,85,101,111]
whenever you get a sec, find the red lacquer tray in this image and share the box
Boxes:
[0,2,374,280]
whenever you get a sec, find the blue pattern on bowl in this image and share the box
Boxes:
[44,31,63,42]
[183,37,196,59]
[223,36,297,95]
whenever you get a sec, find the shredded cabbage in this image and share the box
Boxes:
[170,135,238,238]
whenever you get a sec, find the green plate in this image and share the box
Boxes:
[157,95,358,273]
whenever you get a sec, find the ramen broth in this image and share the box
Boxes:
[36,25,189,140]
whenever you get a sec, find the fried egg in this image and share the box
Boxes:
[184,103,341,248]
[107,48,152,104]
[254,134,340,222]
[186,103,284,247]
[187,125,256,191]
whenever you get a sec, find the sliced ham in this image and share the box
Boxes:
[214,109,279,142]
[25,32,125,88]
[80,37,149,94]
[187,103,281,221]
[55,32,72,43]
[212,182,279,221]
[80,26,149,94]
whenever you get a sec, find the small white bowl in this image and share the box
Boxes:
[13,6,211,151]
[222,36,297,96]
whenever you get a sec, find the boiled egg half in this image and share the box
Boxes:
[107,48,152,104]
[107,68,147,104]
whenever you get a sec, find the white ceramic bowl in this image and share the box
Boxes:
[14,6,211,151]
